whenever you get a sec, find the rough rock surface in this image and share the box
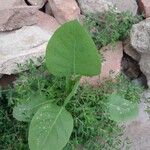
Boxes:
[45,2,53,15]
[36,11,60,34]
[0,6,38,31]
[108,0,138,15]
[123,39,141,62]
[81,41,123,86]
[124,92,150,150]
[131,18,150,88]
[138,0,150,18]
[48,0,80,24]
[77,0,112,14]
[77,0,138,15]
[0,0,26,9]
[0,26,49,74]
[27,0,47,9]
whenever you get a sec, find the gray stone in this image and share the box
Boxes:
[77,0,138,15]
[143,89,150,100]
[132,75,147,87]
[77,0,112,14]
[124,98,150,150]
[0,6,38,31]
[131,18,150,88]
[0,0,26,9]
[108,0,138,15]
[123,39,141,62]
[0,25,50,74]
[27,0,47,9]
[0,10,59,75]
[45,2,53,15]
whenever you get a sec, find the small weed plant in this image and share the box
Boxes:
[1,65,143,149]
[84,10,143,48]
[9,20,142,150]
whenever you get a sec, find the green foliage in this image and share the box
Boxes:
[46,20,101,77]
[13,93,48,122]
[84,10,143,48]
[9,20,142,150]
[29,103,73,150]
[0,61,142,149]
[107,94,138,122]
[0,94,28,150]
[13,20,102,150]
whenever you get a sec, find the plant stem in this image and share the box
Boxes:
[65,76,72,94]
[64,77,80,107]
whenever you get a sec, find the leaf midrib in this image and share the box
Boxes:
[41,106,64,150]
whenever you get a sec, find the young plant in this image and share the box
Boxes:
[13,20,139,150]
[14,20,101,150]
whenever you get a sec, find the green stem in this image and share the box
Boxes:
[65,76,72,94]
[64,77,80,107]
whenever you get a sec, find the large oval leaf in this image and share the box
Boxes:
[107,94,138,123]
[46,20,101,77]
[28,103,73,150]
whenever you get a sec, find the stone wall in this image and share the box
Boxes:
[0,0,150,87]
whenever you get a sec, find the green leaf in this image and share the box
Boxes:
[46,20,101,77]
[13,94,49,122]
[28,103,73,150]
[107,94,138,123]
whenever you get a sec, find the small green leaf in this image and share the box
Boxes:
[28,103,73,150]
[13,94,49,122]
[107,94,138,122]
[46,20,101,77]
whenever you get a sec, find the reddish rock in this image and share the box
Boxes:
[27,0,47,9]
[0,6,38,31]
[81,41,123,86]
[36,11,60,34]
[48,0,80,24]
[138,0,150,18]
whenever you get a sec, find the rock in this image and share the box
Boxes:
[81,41,123,86]
[0,24,56,75]
[140,54,150,87]
[132,75,147,87]
[131,18,150,88]
[108,0,138,16]
[123,39,141,62]
[77,0,138,15]
[0,6,38,31]
[143,89,150,100]
[77,0,112,14]
[45,2,53,15]
[138,0,150,18]
[0,0,26,9]
[27,0,47,9]
[48,0,80,24]
[0,11,60,75]
[124,95,150,150]
[36,11,60,34]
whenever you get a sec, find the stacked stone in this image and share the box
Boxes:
[1,0,150,88]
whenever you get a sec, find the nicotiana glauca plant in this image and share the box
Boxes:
[13,20,139,150]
